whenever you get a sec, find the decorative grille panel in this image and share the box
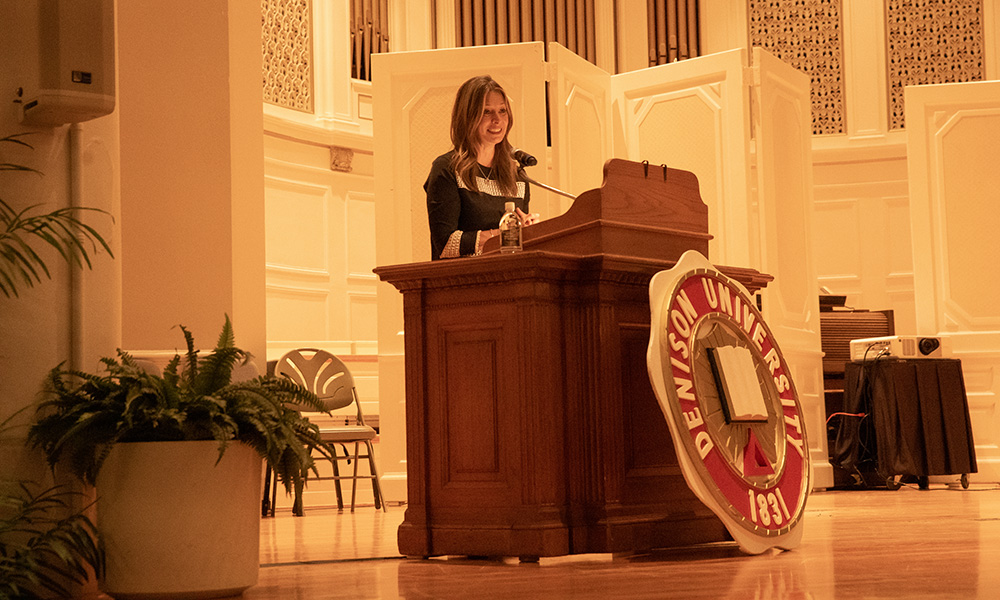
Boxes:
[886,0,984,130]
[262,0,314,112]
[748,0,845,135]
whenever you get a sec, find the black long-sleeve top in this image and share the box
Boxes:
[424,151,530,260]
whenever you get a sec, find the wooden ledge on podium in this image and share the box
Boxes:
[375,158,772,559]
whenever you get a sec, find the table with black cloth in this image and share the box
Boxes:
[833,357,977,487]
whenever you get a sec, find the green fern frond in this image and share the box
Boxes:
[236,434,269,462]
[177,325,199,382]
[276,446,304,494]
[254,376,325,411]
[163,354,180,379]
[232,412,269,442]
[114,348,140,369]
[220,384,278,410]
[194,346,246,396]
[216,313,235,349]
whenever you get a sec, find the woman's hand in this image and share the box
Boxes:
[516,208,541,226]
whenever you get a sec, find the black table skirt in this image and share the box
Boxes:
[833,358,977,478]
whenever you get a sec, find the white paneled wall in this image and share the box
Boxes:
[907,81,1000,483]
[263,132,377,361]
[811,146,916,334]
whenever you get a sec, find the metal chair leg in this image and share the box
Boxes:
[360,440,385,511]
[292,479,304,516]
[330,448,344,510]
[350,442,363,512]
[270,472,278,517]
[262,465,273,517]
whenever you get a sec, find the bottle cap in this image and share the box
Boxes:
[505,201,515,212]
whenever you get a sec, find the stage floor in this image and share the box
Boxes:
[242,481,1000,599]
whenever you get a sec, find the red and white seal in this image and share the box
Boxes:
[647,251,809,553]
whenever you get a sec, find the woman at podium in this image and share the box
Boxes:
[425,75,536,260]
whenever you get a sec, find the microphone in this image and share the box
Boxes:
[513,149,537,167]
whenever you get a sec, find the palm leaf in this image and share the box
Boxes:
[0,131,37,151]
[0,482,103,599]
[0,198,113,299]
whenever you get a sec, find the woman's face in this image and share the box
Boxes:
[476,90,509,151]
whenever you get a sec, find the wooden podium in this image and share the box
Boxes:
[375,160,772,559]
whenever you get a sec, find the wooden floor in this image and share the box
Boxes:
[243,482,1000,599]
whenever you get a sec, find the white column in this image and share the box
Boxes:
[117,0,265,359]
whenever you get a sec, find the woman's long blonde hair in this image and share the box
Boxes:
[449,75,519,197]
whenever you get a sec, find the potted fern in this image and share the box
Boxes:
[27,316,332,599]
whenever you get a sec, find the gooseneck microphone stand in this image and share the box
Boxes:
[517,167,577,201]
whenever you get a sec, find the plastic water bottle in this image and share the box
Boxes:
[499,201,522,253]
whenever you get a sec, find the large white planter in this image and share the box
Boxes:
[96,440,262,600]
